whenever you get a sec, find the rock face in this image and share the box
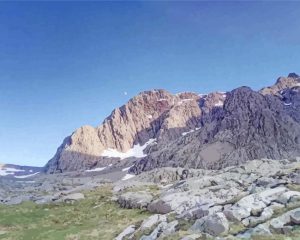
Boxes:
[132,85,300,173]
[46,73,300,173]
[46,90,202,172]
[260,73,300,96]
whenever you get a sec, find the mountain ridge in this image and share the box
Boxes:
[45,73,300,173]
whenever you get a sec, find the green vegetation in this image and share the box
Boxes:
[0,185,150,240]
[227,222,246,236]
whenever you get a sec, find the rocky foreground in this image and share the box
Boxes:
[115,158,300,239]
[2,157,300,239]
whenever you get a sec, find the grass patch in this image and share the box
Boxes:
[0,184,150,240]
[227,222,246,236]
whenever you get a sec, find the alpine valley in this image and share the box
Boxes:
[1,73,300,240]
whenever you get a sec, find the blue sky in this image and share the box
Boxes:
[0,1,300,166]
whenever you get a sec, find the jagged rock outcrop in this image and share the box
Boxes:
[260,73,300,96]
[46,73,300,174]
[131,85,300,173]
[46,90,203,173]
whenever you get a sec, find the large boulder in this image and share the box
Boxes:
[115,225,135,240]
[190,212,229,236]
[290,210,300,224]
[224,187,287,221]
[62,193,85,203]
[140,214,167,230]
[140,220,178,240]
[147,199,172,214]
[118,191,153,209]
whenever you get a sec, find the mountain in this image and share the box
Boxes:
[45,73,300,173]
[46,90,211,172]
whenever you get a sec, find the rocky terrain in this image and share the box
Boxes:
[1,73,300,239]
[2,157,300,239]
[113,157,300,239]
[45,73,300,175]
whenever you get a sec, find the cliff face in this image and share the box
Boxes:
[45,73,300,174]
[46,90,205,172]
[131,85,300,173]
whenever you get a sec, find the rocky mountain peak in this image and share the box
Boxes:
[288,72,300,78]
[261,74,300,96]
[46,89,203,173]
[46,73,300,174]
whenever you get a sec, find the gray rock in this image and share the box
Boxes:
[224,206,250,222]
[242,206,274,227]
[118,191,153,209]
[238,224,272,238]
[115,225,135,240]
[224,187,287,221]
[290,210,300,224]
[147,199,172,214]
[62,193,85,203]
[133,84,300,173]
[159,220,178,238]
[180,234,203,240]
[140,214,167,230]
[277,191,300,204]
[190,212,229,236]
[140,220,178,240]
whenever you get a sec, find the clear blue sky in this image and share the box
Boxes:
[1,1,300,166]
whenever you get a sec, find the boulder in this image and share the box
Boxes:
[118,191,153,209]
[140,214,167,230]
[277,191,300,204]
[290,210,300,224]
[238,224,272,238]
[190,212,229,236]
[181,234,203,240]
[115,225,135,240]
[242,206,274,227]
[62,193,85,203]
[148,199,172,214]
[268,208,300,234]
[140,220,178,240]
[224,206,250,222]
[159,220,178,238]
[224,187,287,221]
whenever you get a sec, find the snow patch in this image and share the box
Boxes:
[0,167,25,176]
[157,98,167,102]
[122,174,135,181]
[14,172,40,179]
[85,167,106,172]
[147,115,153,119]
[101,138,156,160]
[122,165,134,172]
[182,129,195,136]
[214,100,224,107]
[284,102,292,106]
[181,127,201,136]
